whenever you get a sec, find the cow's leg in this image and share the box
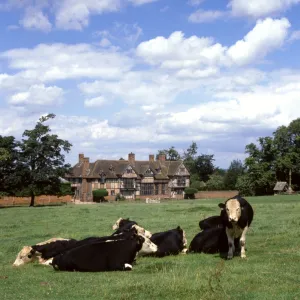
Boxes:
[240,226,248,259]
[226,228,235,259]
[124,263,132,271]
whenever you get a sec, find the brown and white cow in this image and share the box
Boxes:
[218,195,254,259]
[13,237,69,267]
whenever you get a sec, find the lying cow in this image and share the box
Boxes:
[13,237,69,267]
[51,234,145,272]
[188,227,240,255]
[149,226,187,257]
[218,195,254,259]
[113,222,152,239]
[32,227,157,261]
[112,218,137,231]
[199,215,223,230]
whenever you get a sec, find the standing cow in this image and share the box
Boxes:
[218,195,254,259]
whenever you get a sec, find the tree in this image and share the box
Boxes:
[156,146,181,161]
[194,154,215,182]
[273,119,300,192]
[224,159,244,190]
[206,174,225,191]
[0,136,22,195]
[19,114,72,207]
[242,137,277,195]
[183,142,198,174]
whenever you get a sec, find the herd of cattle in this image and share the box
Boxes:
[12,195,254,272]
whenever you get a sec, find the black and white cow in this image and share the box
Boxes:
[198,215,223,230]
[218,195,254,259]
[51,234,145,272]
[112,218,152,238]
[13,237,70,267]
[149,226,188,257]
[188,227,240,255]
[112,218,137,231]
[31,227,157,261]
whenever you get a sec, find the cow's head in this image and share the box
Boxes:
[12,246,37,267]
[132,225,152,239]
[138,235,158,255]
[176,226,188,247]
[112,218,123,230]
[219,199,241,223]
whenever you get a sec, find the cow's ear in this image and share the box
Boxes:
[176,226,181,231]
[218,203,225,209]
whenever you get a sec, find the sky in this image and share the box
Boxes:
[0,0,300,168]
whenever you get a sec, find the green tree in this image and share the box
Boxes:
[19,114,72,207]
[0,136,23,195]
[243,137,277,195]
[156,146,181,161]
[93,189,108,202]
[183,142,198,174]
[206,174,225,191]
[273,119,300,191]
[235,174,255,196]
[224,159,244,190]
[194,154,215,182]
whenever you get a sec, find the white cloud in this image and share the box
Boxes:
[289,30,300,41]
[84,96,108,107]
[188,0,204,6]
[19,6,52,32]
[229,0,300,18]
[1,43,133,84]
[188,9,225,23]
[8,84,64,106]
[227,18,290,66]
[136,18,290,72]
[129,0,159,6]
[54,0,122,30]
[99,38,112,47]
[7,25,20,30]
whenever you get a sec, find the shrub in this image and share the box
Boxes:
[93,189,108,202]
[115,193,125,201]
[184,187,198,199]
[190,180,206,191]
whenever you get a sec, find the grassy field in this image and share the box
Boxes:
[1,196,300,300]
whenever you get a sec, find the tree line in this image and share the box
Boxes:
[157,118,300,196]
[0,114,72,206]
[1,114,299,204]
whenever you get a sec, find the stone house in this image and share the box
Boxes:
[65,152,190,202]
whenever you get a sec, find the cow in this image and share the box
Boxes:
[112,218,137,230]
[188,227,241,255]
[113,223,152,239]
[199,215,223,230]
[51,234,145,272]
[149,226,188,257]
[13,237,69,267]
[218,195,254,259]
[31,227,157,260]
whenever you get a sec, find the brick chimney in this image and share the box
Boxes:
[82,157,90,176]
[149,154,155,162]
[81,156,90,202]
[79,153,84,164]
[158,154,166,162]
[128,152,135,165]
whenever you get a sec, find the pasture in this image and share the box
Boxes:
[1,196,300,300]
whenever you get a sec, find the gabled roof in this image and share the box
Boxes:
[273,181,288,191]
[67,158,189,179]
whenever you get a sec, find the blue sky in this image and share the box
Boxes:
[1,0,300,168]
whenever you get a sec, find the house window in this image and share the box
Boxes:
[177,178,186,186]
[141,183,154,195]
[123,178,134,188]
[111,190,115,196]
[126,168,133,174]
[155,184,159,195]
[162,184,166,195]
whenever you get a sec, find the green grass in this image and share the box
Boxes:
[1,196,300,300]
